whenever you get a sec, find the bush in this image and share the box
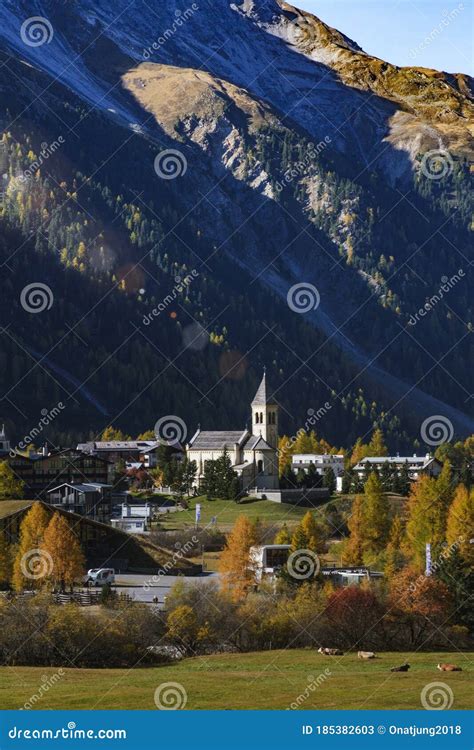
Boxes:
[0,596,165,667]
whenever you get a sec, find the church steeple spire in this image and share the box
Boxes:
[250,369,278,448]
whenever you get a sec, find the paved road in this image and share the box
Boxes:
[113,572,218,607]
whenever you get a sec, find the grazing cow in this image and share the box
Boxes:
[390,663,410,672]
[437,663,462,672]
[318,647,344,656]
[358,651,376,659]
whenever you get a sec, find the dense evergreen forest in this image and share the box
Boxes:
[0,56,471,451]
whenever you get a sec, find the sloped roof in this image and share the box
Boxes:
[47,482,111,493]
[245,435,274,451]
[189,430,247,450]
[356,455,435,467]
[251,371,276,406]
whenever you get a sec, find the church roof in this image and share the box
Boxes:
[251,371,275,406]
[188,430,248,451]
[245,435,274,451]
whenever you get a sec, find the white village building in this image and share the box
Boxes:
[353,454,442,480]
[292,453,345,477]
[187,371,279,492]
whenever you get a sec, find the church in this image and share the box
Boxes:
[187,371,279,492]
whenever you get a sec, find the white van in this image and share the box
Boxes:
[85,568,115,587]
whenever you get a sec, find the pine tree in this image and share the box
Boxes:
[341,467,354,494]
[384,514,405,578]
[0,460,24,500]
[278,436,293,476]
[300,511,325,553]
[432,462,455,545]
[368,428,388,456]
[404,475,439,569]
[342,494,364,565]
[219,516,258,601]
[323,467,336,495]
[0,530,12,587]
[350,438,369,466]
[42,513,85,592]
[363,473,390,553]
[12,502,50,591]
[100,426,129,441]
[399,462,411,496]
[446,485,473,565]
[274,523,291,545]
[379,461,392,491]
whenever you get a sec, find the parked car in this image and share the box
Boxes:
[84,568,115,586]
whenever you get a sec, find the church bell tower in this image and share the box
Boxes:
[251,369,278,448]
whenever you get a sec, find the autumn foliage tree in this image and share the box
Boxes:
[41,513,85,592]
[384,514,406,579]
[343,473,389,565]
[12,502,50,591]
[165,604,212,656]
[325,587,385,649]
[362,473,390,560]
[0,461,24,500]
[219,516,257,601]
[404,472,454,567]
[274,523,291,545]
[446,484,474,565]
[389,566,453,647]
[342,494,365,565]
[291,511,326,554]
[0,531,12,588]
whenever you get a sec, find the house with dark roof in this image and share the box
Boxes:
[8,448,113,499]
[46,482,112,522]
[76,439,183,468]
[187,370,279,491]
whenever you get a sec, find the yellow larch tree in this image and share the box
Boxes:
[41,513,85,592]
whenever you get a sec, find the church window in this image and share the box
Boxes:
[260,412,263,423]
[255,413,259,424]
[257,459,263,473]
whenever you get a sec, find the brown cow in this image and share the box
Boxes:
[437,663,462,672]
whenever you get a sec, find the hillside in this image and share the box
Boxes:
[0,0,472,450]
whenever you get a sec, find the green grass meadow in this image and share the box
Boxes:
[1,650,471,710]
[158,496,320,531]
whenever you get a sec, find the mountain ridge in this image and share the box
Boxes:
[0,0,472,448]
